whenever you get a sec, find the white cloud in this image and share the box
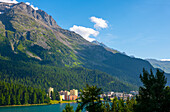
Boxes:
[90,16,108,29]
[26,2,38,10]
[70,25,99,42]
[25,2,30,5]
[0,0,18,4]
[0,1,38,10]
[160,59,170,61]
[69,16,109,42]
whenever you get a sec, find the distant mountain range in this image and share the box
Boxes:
[147,59,170,73]
[0,2,169,92]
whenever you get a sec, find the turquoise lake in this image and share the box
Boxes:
[0,103,78,112]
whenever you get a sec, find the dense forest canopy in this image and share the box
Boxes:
[0,59,137,92]
[0,81,50,105]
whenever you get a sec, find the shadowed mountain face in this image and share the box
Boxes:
[147,59,170,73]
[0,2,169,89]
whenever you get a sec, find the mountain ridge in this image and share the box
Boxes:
[0,2,60,29]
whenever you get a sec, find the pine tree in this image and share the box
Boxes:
[52,92,56,100]
[12,95,17,105]
[7,95,11,105]
[24,92,28,104]
[62,103,74,112]
[33,92,37,104]
[75,104,82,112]
[46,96,51,103]
[111,97,118,112]
[56,92,60,101]
[118,98,125,112]
[105,102,111,112]
[78,84,103,112]
[134,69,170,112]
[1,94,5,105]
[40,93,44,103]
[17,94,21,105]
[125,97,134,112]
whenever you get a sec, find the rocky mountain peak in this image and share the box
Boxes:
[0,2,60,29]
[0,2,15,12]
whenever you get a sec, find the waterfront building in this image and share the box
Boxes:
[69,95,77,100]
[70,89,78,96]
[48,87,54,97]
[59,89,78,101]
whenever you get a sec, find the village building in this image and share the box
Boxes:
[59,89,78,101]
[48,87,54,98]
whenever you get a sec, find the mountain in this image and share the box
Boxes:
[0,2,169,91]
[0,2,137,92]
[92,40,120,54]
[0,2,86,66]
[147,59,170,73]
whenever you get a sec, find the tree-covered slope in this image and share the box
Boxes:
[77,44,154,86]
[0,59,137,92]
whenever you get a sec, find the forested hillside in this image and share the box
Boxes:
[0,59,136,92]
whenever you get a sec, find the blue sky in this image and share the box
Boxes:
[3,0,170,60]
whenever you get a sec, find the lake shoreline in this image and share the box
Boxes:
[0,103,50,108]
[0,100,78,108]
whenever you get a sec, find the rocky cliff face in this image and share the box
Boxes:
[0,2,60,29]
[0,2,14,12]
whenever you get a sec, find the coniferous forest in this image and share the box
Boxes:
[0,81,50,105]
[0,59,137,92]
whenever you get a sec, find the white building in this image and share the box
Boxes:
[48,87,54,97]
[113,92,123,97]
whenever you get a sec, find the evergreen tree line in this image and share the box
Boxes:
[0,81,50,106]
[102,97,136,112]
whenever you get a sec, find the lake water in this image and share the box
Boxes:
[0,103,78,112]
